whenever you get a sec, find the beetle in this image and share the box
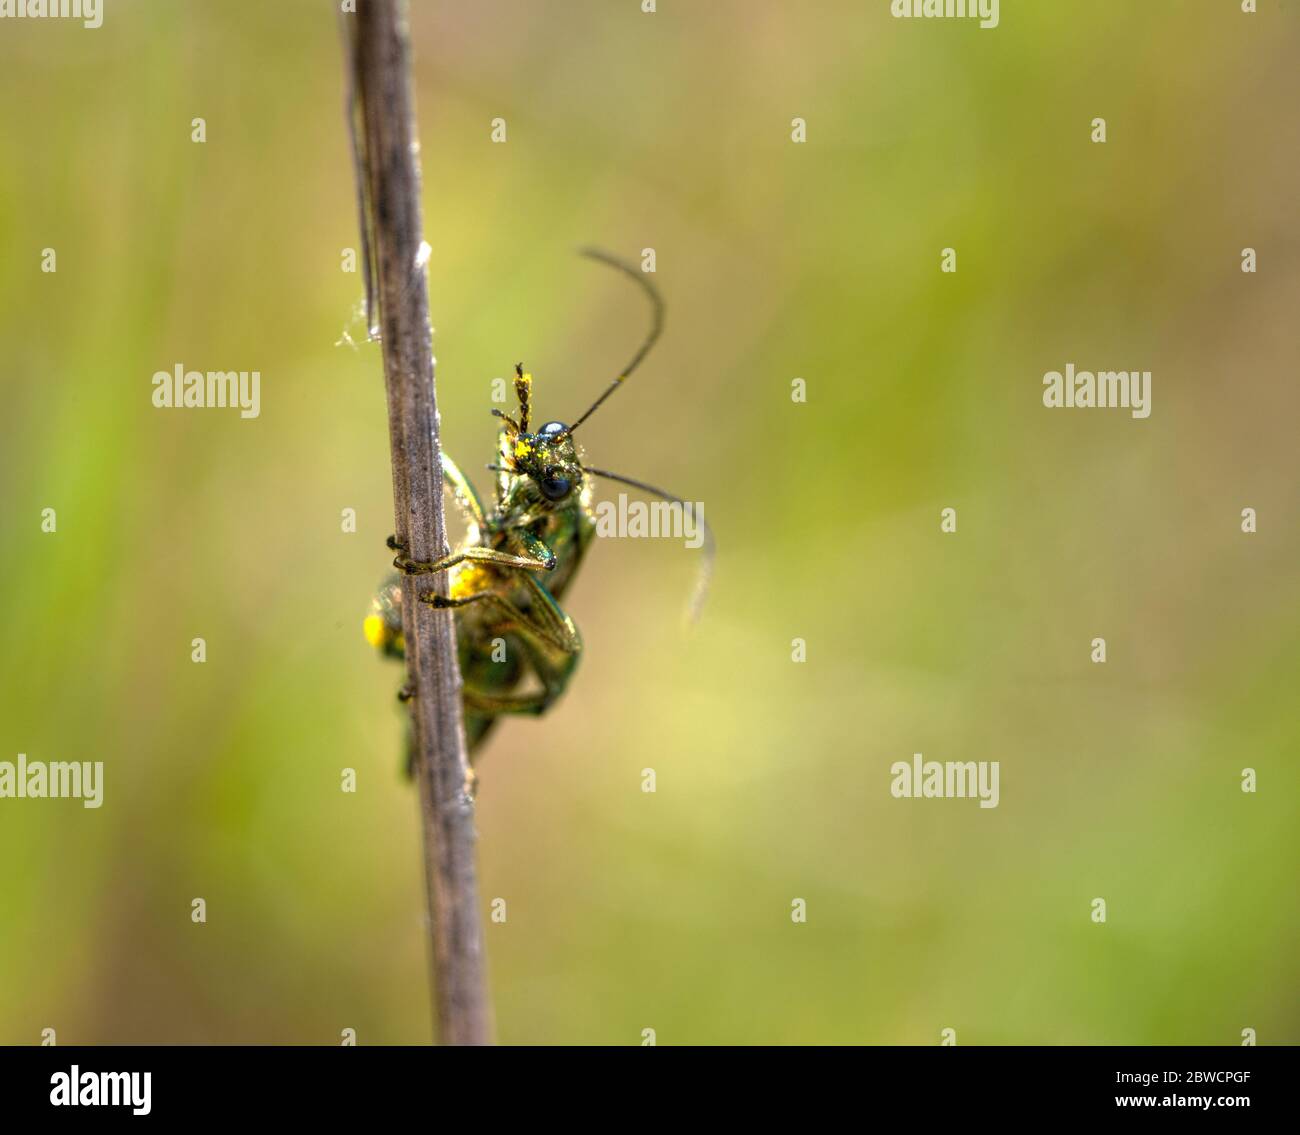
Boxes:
[365,249,713,759]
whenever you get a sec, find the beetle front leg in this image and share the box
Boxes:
[391,543,551,577]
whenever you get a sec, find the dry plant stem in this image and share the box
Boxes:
[351,0,492,1045]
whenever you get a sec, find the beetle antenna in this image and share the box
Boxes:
[491,408,521,434]
[564,249,664,436]
[514,362,532,434]
[583,465,713,622]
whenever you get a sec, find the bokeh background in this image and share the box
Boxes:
[1,0,1296,1045]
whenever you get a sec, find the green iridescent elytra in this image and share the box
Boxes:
[365,250,712,760]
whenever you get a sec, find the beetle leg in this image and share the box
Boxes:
[418,579,578,657]
[394,544,551,577]
[463,641,579,718]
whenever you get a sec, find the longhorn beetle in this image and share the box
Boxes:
[364,249,713,759]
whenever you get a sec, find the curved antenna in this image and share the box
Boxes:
[584,465,714,623]
[565,249,665,436]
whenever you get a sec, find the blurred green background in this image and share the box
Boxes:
[1,0,1296,1045]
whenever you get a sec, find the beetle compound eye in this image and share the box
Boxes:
[538,421,568,442]
[539,470,572,501]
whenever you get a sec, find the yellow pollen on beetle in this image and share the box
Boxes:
[363,614,386,648]
[451,562,488,600]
